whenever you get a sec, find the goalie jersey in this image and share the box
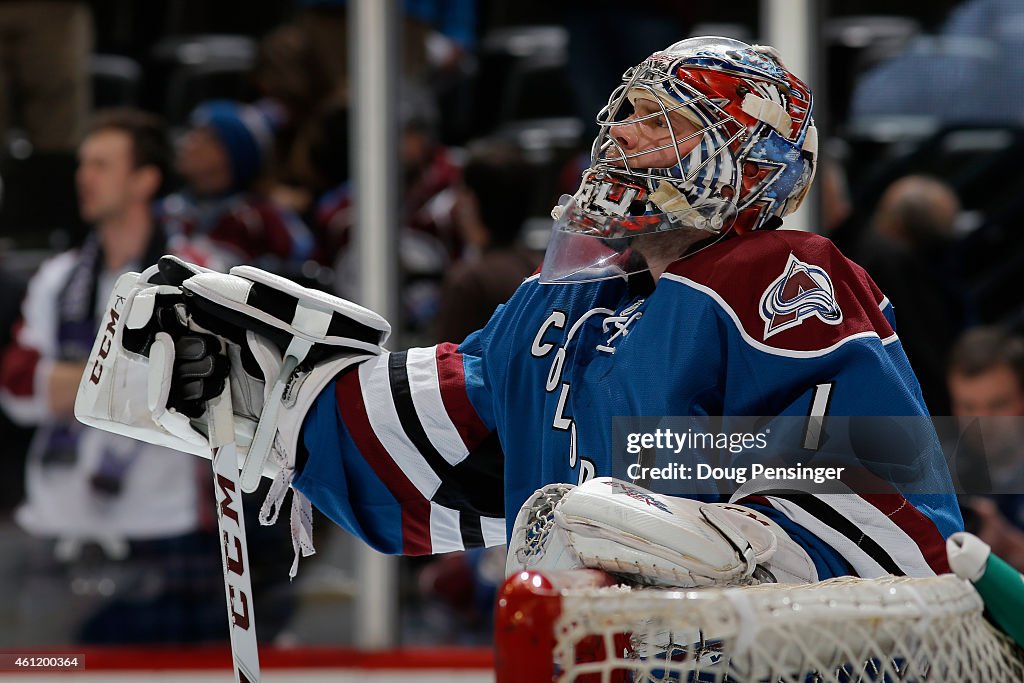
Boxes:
[294,229,962,580]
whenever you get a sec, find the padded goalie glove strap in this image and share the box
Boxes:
[175,263,389,359]
[714,502,818,585]
[171,260,391,493]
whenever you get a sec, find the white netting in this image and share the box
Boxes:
[552,575,1024,682]
[508,483,576,568]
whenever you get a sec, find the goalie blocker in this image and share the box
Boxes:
[507,477,819,587]
[76,256,389,474]
[74,255,390,572]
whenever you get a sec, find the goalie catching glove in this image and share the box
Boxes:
[75,255,390,573]
[506,477,818,587]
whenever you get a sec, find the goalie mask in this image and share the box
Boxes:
[541,36,819,284]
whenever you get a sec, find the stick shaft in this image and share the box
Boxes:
[209,387,261,683]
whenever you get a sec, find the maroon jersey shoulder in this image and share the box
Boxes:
[663,230,894,353]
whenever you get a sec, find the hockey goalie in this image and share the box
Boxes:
[75,36,960,611]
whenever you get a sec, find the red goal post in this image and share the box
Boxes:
[494,569,1024,682]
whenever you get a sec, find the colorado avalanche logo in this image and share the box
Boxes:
[759,253,843,339]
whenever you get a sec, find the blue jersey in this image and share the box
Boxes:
[293,229,961,578]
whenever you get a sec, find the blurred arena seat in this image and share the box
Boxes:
[496,51,575,125]
[847,125,1024,218]
[837,123,1024,327]
[464,26,584,241]
[90,55,142,109]
[825,15,921,125]
[848,34,1007,127]
[150,34,256,126]
[470,26,572,139]
[688,22,752,42]
[0,152,82,249]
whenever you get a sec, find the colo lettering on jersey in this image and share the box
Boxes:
[531,309,595,484]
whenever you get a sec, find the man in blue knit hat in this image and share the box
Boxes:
[159,99,314,271]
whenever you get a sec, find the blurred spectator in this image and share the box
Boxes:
[566,1,693,139]
[0,1,92,153]
[434,142,541,342]
[158,99,315,271]
[856,175,965,416]
[256,0,476,194]
[316,84,461,335]
[948,326,1024,570]
[850,0,1024,124]
[0,109,227,644]
[819,157,853,237]
[254,13,345,198]
[280,0,476,96]
[950,328,1024,420]
[413,546,505,645]
[0,263,31,512]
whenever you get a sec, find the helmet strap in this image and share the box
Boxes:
[650,180,692,214]
[740,93,793,136]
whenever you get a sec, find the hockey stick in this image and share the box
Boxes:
[207,383,261,683]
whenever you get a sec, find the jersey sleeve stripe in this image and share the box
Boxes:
[757,492,905,575]
[733,478,944,577]
[459,512,484,548]
[335,367,433,555]
[386,351,502,537]
[434,342,491,450]
[429,502,465,553]
[760,495,890,578]
[358,354,442,499]
[816,492,933,576]
[860,493,951,574]
[389,350,469,475]
[481,516,507,547]
[405,346,470,464]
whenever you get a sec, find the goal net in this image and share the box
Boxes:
[494,569,1024,682]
